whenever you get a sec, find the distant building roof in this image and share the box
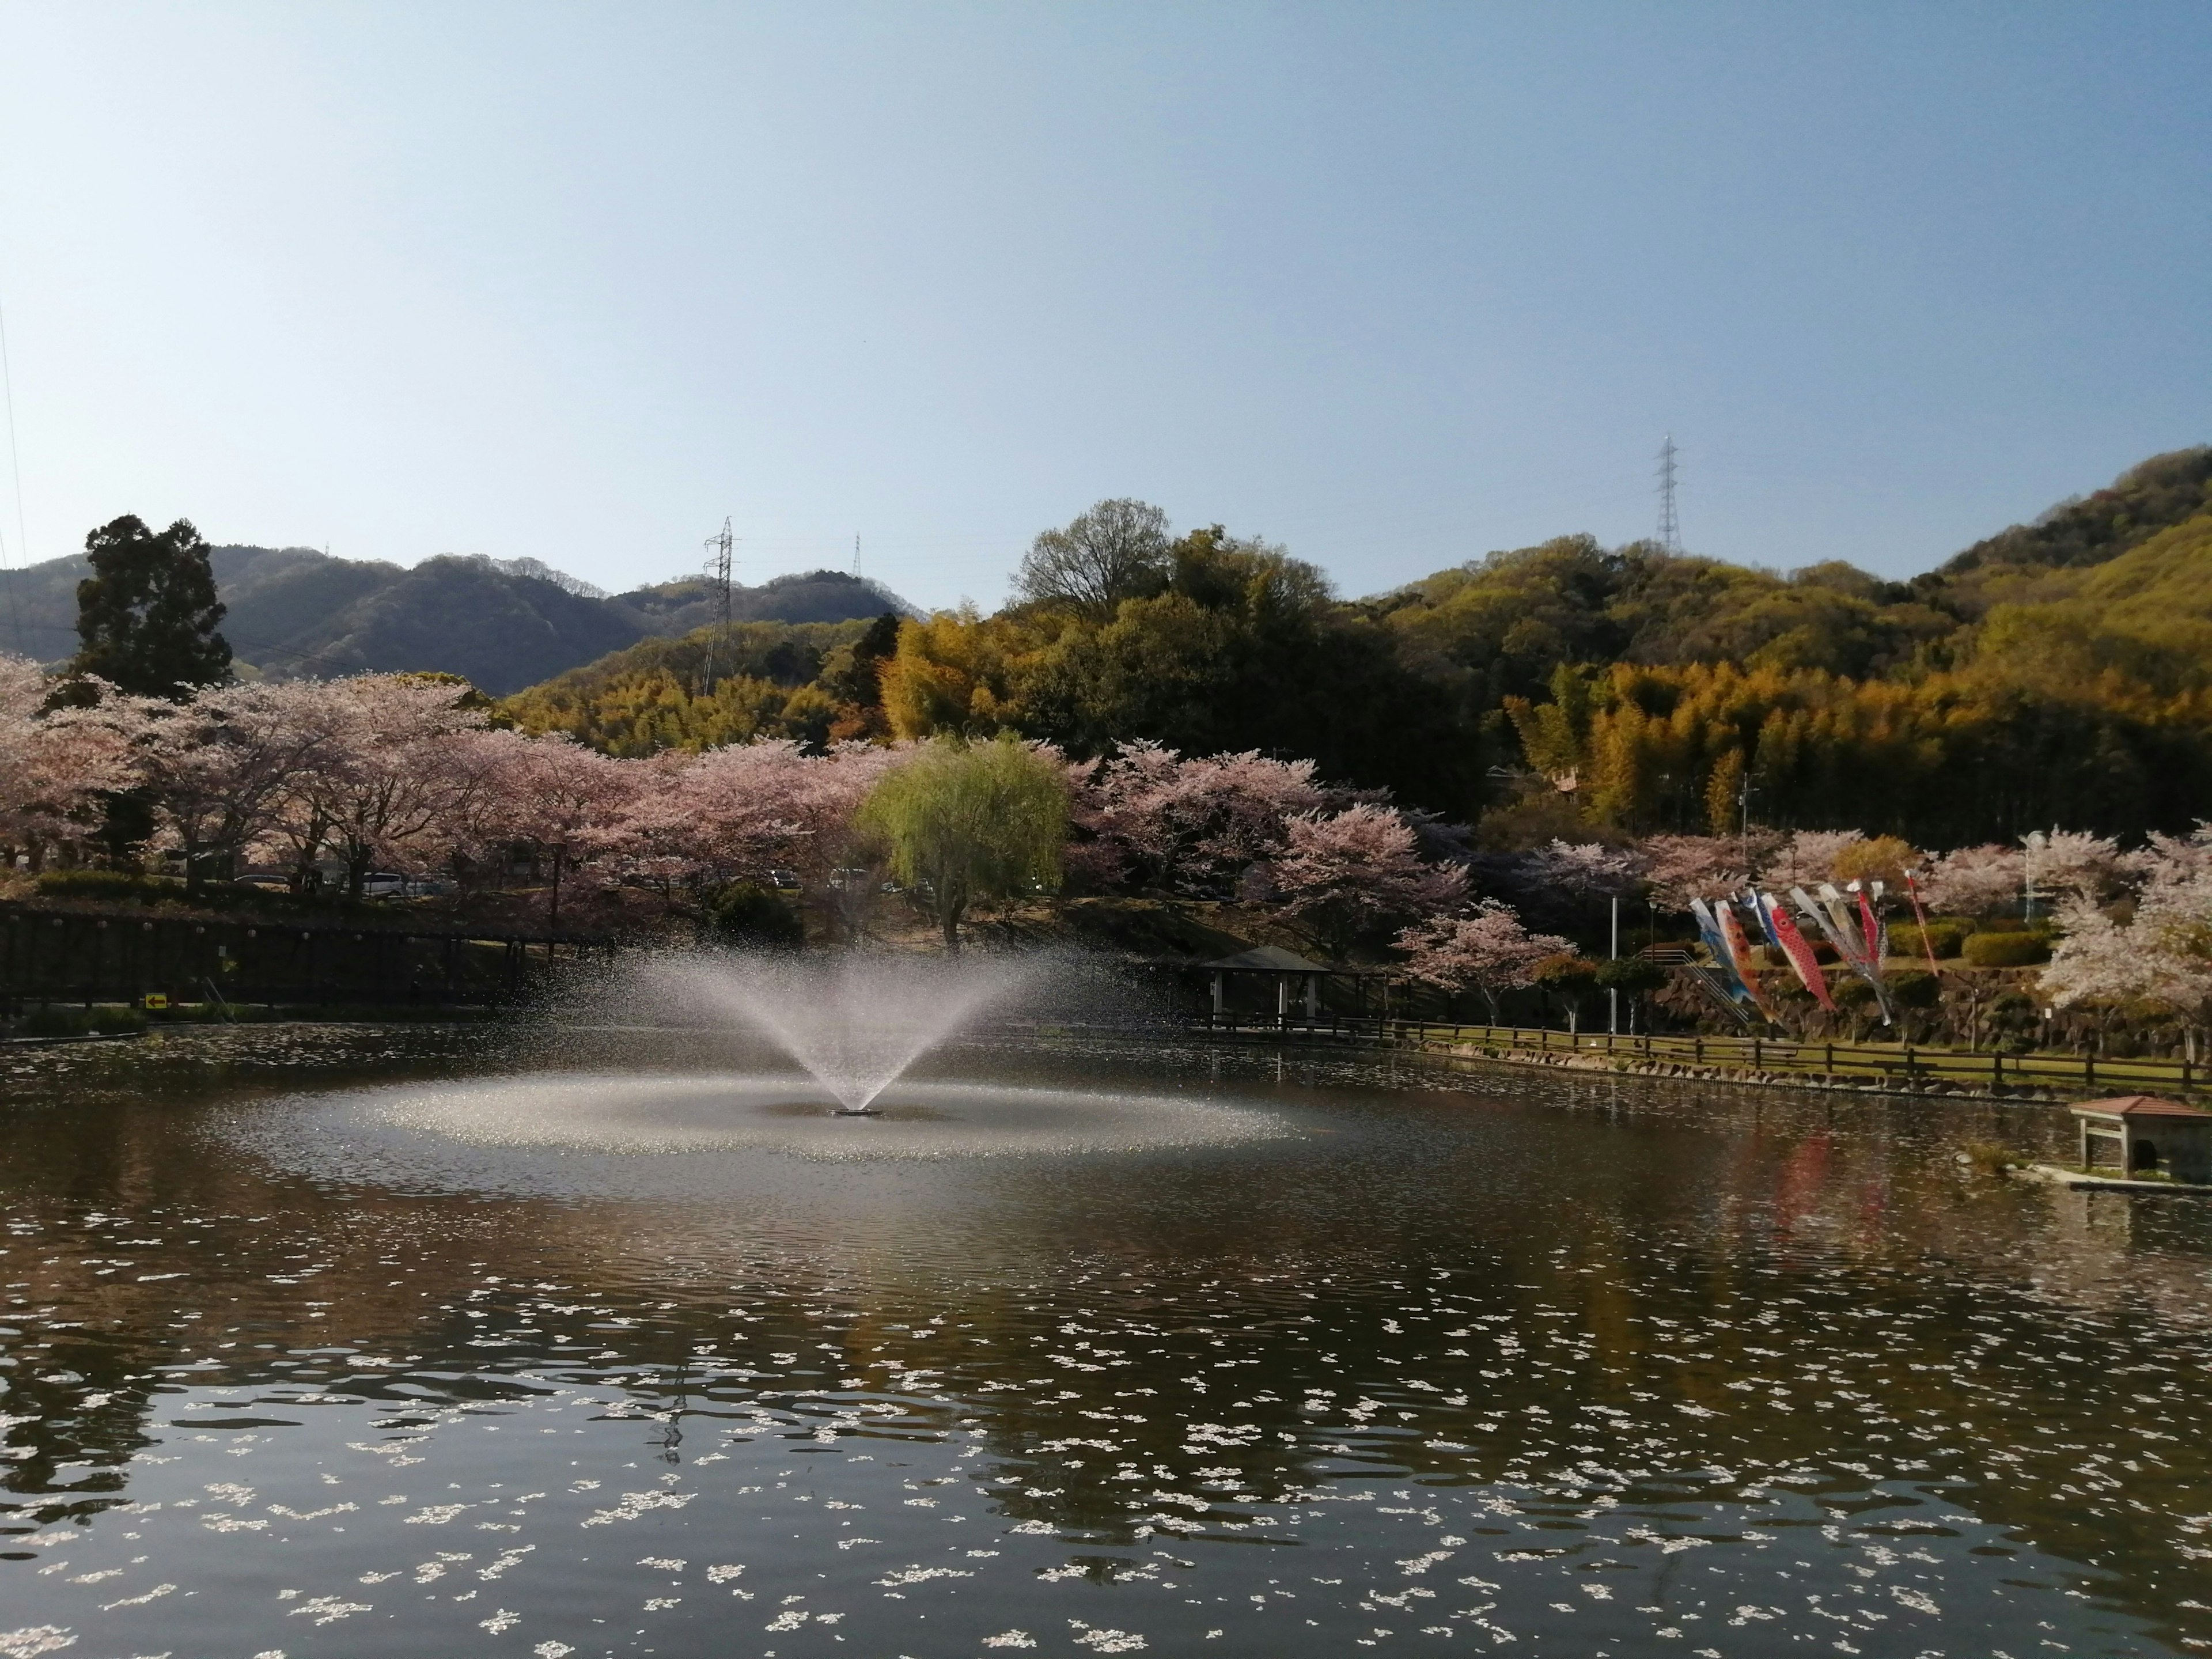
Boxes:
[1202,946,1331,974]
[2069,1095,2211,1119]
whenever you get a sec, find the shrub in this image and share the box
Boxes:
[89,1006,149,1035]
[704,881,804,948]
[1834,979,1877,1008]
[1891,919,1971,959]
[1961,1139,2018,1176]
[1594,956,1668,994]
[1964,931,2050,967]
[1832,835,1919,890]
[1888,969,1940,1009]
[17,1006,90,1037]
[36,870,180,902]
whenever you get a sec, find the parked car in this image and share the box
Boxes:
[766,869,802,891]
[360,873,442,899]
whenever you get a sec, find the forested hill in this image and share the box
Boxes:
[503,612,903,753]
[1933,445,2212,587]
[504,444,2212,849]
[1366,445,2212,842]
[1368,446,2212,699]
[0,545,912,695]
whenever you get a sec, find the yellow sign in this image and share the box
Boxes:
[142,993,169,1011]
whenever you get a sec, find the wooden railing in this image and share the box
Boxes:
[0,903,616,1012]
[1187,1012,2203,1100]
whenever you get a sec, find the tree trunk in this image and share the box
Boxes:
[548,847,563,927]
[940,896,965,953]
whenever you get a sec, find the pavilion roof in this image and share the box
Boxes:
[1202,946,1331,974]
[2068,1094,2211,1119]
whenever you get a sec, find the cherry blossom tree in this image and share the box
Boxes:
[2033,830,2132,902]
[1068,741,1334,895]
[464,729,641,923]
[285,676,491,896]
[622,738,910,903]
[1641,835,1753,911]
[1481,839,1643,935]
[2043,829,2212,1058]
[1394,900,1573,1022]
[1516,839,1637,896]
[1919,843,2022,916]
[135,680,348,891]
[0,655,143,869]
[1922,830,2131,918]
[1265,804,1468,956]
[1755,829,1865,891]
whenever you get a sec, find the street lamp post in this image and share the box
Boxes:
[1608,894,1619,1036]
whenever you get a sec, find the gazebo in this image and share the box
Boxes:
[1203,946,1331,1021]
[2069,1095,2212,1182]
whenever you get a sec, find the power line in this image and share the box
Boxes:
[1655,434,1682,554]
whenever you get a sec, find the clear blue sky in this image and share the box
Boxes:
[1,2,2206,610]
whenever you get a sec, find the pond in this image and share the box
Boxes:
[2,1023,2209,1658]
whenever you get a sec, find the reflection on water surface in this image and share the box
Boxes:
[1,1024,2207,1657]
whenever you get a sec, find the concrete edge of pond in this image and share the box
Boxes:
[3,1028,150,1047]
[2021,1162,2212,1195]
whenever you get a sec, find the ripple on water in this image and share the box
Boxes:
[224,1072,1297,1195]
[5,1028,2207,1658]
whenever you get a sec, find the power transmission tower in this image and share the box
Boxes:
[700,516,735,694]
[853,533,861,579]
[1655,435,1682,553]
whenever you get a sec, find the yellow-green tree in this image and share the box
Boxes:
[855,736,1067,950]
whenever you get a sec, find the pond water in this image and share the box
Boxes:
[3,1024,2210,1658]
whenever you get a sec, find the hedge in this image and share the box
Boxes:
[1963,931,2051,967]
[1891,919,1972,959]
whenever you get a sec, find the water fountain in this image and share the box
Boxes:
[234,950,1289,1174]
[636,952,1030,1114]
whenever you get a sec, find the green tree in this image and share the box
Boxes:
[1533,953,1600,1033]
[1013,498,1172,619]
[1014,526,1483,816]
[71,515,232,698]
[855,736,1067,950]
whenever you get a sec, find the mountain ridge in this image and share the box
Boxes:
[0,544,914,694]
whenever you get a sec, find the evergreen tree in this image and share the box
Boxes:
[71,515,232,698]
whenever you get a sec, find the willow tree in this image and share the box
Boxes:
[856,735,1066,950]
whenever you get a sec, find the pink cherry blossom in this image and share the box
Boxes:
[1266,804,1468,955]
[1394,900,1573,1022]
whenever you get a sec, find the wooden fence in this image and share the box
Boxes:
[0,904,615,1012]
[1189,1012,2205,1100]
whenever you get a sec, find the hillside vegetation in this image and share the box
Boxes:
[501,614,902,752]
[498,444,2212,845]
